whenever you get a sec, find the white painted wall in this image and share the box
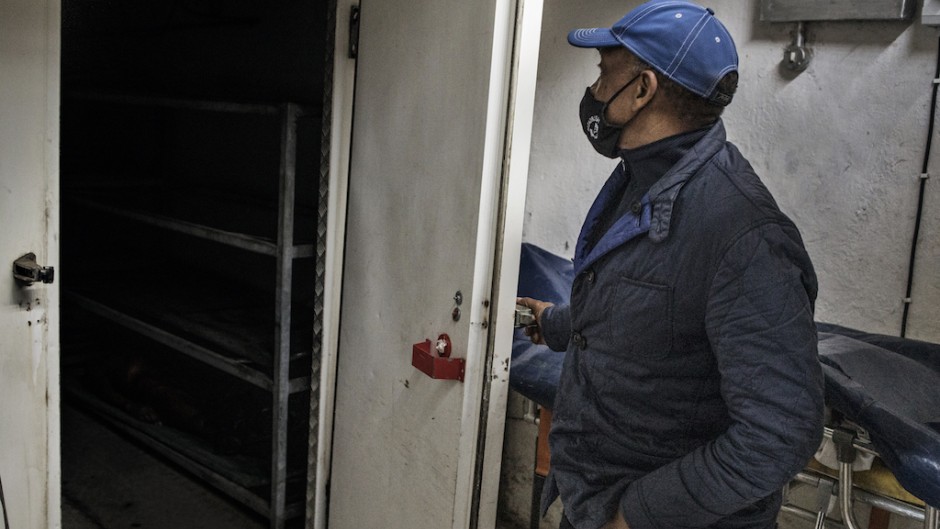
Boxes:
[523,0,939,340]
[500,1,940,527]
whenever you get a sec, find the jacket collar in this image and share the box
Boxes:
[572,120,726,275]
[647,119,727,242]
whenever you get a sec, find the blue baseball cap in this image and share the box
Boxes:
[568,0,738,106]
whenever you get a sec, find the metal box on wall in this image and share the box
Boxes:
[760,0,915,21]
[925,0,940,25]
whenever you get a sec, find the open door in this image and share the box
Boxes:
[324,0,542,527]
[0,0,61,527]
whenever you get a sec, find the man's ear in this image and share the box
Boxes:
[634,70,658,108]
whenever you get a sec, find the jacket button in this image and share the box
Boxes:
[631,201,642,214]
[585,269,595,283]
[572,332,587,349]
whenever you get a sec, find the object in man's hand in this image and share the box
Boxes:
[515,304,536,328]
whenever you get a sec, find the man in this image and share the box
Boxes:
[517,2,825,528]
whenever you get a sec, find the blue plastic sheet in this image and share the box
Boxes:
[511,243,940,508]
[510,243,573,409]
[817,324,940,508]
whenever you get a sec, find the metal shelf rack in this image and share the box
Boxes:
[62,93,319,529]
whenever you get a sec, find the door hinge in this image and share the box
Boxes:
[349,5,360,59]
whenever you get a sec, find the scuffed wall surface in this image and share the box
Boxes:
[522,0,939,341]
[502,1,940,527]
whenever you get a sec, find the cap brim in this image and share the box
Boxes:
[567,28,621,48]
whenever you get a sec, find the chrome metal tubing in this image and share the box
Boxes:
[926,505,939,529]
[794,471,928,522]
[780,504,845,529]
[839,462,862,529]
[854,489,925,521]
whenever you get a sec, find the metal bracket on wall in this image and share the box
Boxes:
[783,22,812,72]
[760,0,915,21]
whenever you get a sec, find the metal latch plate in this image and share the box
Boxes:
[12,252,54,285]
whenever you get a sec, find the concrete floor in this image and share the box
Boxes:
[61,402,518,529]
[61,401,518,529]
[62,403,922,529]
[61,405,270,529]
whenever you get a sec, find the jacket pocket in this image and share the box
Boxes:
[607,275,673,358]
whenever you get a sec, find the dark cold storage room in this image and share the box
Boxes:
[58,2,329,527]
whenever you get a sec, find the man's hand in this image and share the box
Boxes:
[600,510,630,529]
[516,297,553,345]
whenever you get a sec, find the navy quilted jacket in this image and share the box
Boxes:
[539,120,825,529]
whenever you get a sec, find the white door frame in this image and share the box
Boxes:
[0,1,61,527]
[473,0,544,524]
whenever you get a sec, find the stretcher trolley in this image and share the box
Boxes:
[510,243,940,529]
[787,325,940,529]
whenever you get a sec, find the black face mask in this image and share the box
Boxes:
[579,73,642,158]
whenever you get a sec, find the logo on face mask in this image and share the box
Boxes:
[587,115,602,139]
[578,73,642,159]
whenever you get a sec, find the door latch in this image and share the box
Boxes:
[412,333,465,382]
[12,252,54,285]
